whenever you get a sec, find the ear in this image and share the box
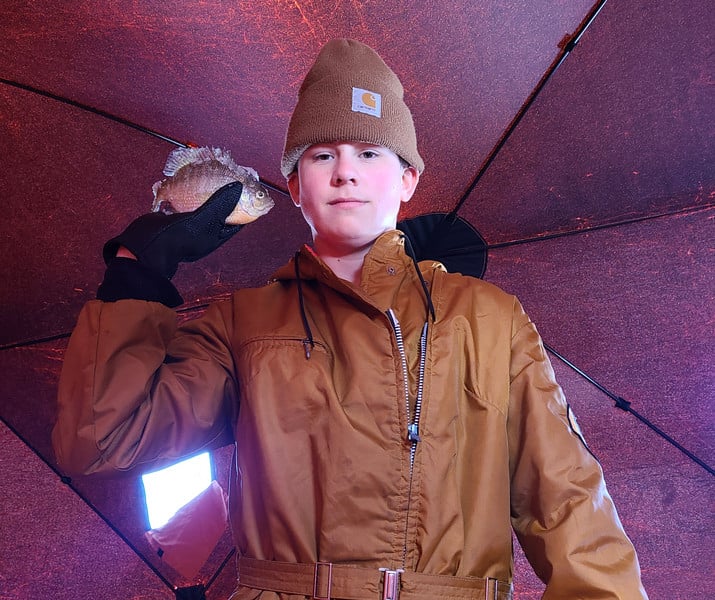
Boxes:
[287,173,301,208]
[400,166,420,204]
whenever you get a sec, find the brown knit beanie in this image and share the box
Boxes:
[281,39,424,177]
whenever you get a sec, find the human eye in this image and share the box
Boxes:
[310,150,334,162]
[359,149,379,160]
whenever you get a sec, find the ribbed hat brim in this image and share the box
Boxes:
[281,39,424,177]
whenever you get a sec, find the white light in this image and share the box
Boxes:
[141,452,213,530]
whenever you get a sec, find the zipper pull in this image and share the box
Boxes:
[407,423,421,442]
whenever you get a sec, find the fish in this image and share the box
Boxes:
[151,146,274,225]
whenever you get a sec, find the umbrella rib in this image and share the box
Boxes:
[487,202,715,249]
[0,302,211,351]
[205,547,236,592]
[0,77,290,198]
[0,77,187,146]
[449,0,609,218]
[0,414,176,592]
[545,343,715,477]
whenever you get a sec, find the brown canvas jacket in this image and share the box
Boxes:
[53,231,647,599]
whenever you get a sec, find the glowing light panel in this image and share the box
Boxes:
[141,452,213,530]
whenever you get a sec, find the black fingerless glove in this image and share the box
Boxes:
[103,181,244,279]
[97,258,185,307]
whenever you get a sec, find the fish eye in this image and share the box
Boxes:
[256,190,265,199]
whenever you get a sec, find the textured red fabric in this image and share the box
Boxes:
[0,0,712,597]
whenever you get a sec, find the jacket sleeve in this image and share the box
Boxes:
[506,298,648,599]
[52,298,238,476]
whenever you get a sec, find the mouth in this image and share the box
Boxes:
[328,198,367,206]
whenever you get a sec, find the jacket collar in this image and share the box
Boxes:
[271,230,416,286]
[273,230,438,322]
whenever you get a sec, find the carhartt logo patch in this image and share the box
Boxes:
[352,87,381,117]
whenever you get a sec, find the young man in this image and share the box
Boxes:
[53,39,647,598]
[287,141,419,285]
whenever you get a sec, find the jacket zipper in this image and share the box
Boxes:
[386,309,428,466]
[386,309,429,566]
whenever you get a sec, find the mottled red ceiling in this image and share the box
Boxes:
[1,1,712,598]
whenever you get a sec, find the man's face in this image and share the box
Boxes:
[287,142,419,255]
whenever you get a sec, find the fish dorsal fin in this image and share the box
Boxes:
[162,146,259,180]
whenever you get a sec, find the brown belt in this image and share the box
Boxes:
[237,556,513,600]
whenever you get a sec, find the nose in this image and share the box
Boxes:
[331,153,358,186]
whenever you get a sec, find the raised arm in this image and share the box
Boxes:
[53,182,249,475]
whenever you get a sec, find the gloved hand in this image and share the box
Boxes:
[103,181,244,279]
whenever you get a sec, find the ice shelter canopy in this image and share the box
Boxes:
[1,1,713,599]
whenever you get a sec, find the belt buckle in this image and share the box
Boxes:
[313,561,333,599]
[379,568,404,600]
[485,577,499,600]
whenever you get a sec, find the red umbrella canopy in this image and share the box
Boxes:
[1,1,712,598]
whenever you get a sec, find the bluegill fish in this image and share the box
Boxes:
[151,147,274,225]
